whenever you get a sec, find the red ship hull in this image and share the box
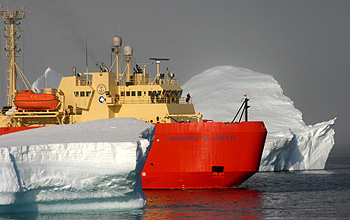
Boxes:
[14,90,59,111]
[0,121,266,189]
[0,126,41,135]
[142,121,267,189]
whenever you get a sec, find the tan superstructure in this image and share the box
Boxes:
[1,33,202,128]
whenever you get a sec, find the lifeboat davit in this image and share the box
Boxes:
[14,90,59,111]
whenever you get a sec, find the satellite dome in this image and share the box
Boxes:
[124,45,133,55]
[112,36,122,47]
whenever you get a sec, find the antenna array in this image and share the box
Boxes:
[1,8,27,106]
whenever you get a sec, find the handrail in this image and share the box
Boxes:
[76,78,92,86]
[75,75,177,86]
[120,77,179,86]
[117,97,193,105]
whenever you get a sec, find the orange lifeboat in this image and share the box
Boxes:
[14,90,59,111]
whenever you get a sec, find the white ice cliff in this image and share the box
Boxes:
[182,66,336,171]
[32,67,63,93]
[0,118,154,213]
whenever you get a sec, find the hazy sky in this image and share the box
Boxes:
[1,0,349,146]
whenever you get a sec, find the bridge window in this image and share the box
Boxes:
[80,91,85,97]
[132,91,136,96]
[74,91,79,97]
[121,91,125,96]
[138,91,142,96]
[126,91,130,96]
[86,91,91,97]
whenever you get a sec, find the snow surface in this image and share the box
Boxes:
[182,66,336,171]
[0,118,154,213]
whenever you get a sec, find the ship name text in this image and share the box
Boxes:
[165,136,235,141]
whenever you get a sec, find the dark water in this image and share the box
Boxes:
[1,146,349,220]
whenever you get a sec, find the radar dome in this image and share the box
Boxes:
[113,36,122,47]
[124,45,133,56]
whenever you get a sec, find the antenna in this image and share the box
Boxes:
[149,58,169,74]
[149,58,170,61]
[85,38,88,73]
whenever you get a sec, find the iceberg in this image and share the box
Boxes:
[182,66,336,171]
[0,118,154,213]
[32,67,63,93]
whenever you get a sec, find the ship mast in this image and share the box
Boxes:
[1,8,26,106]
[122,45,133,83]
[111,36,122,83]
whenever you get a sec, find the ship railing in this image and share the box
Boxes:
[76,78,92,86]
[118,97,193,104]
[179,97,193,104]
[119,77,179,86]
[151,78,179,86]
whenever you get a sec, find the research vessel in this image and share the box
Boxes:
[0,9,267,189]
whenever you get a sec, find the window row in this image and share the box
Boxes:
[74,91,92,97]
[121,90,183,97]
